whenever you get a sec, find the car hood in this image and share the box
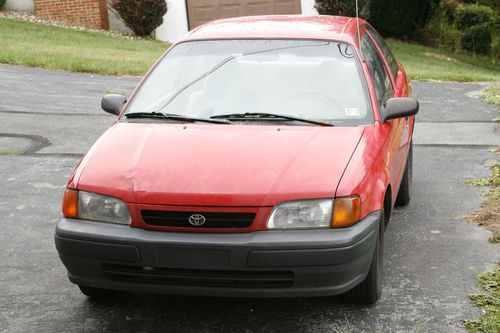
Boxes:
[73,123,364,206]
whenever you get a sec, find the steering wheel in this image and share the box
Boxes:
[281,90,343,118]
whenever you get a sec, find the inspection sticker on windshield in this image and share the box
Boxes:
[345,107,361,117]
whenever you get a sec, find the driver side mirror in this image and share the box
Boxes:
[101,94,127,115]
[380,97,419,123]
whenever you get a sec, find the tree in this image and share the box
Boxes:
[369,0,440,38]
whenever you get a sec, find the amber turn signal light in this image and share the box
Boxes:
[62,189,78,218]
[332,196,361,228]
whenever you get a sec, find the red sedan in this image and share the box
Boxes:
[56,15,418,304]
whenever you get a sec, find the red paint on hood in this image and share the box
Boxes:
[74,123,364,207]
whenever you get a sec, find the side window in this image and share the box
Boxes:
[366,26,399,79]
[360,33,394,106]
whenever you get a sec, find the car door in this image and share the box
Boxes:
[366,26,413,147]
[360,32,407,200]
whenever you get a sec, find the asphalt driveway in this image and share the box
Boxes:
[0,64,499,332]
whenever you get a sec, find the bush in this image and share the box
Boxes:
[461,23,493,54]
[463,0,500,11]
[455,4,495,29]
[493,36,500,59]
[418,7,461,51]
[314,0,370,17]
[0,0,6,10]
[453,4,495,55]
[369,0,440,38]
[110,0,167,37]
[441,0,460,23]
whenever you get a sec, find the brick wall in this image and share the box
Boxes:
[34,0,110,30]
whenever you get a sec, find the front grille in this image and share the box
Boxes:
[141,210,255,228]
[103,264,294,288]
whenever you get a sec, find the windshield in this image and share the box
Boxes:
[125,40,372,126]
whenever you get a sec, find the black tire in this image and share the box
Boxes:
[395,141,413,206]
[344,208,385,305]
[78,285,113,298]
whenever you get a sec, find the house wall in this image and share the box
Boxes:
[5,0,34,12]
[301,0,317,15]
[108,7,132,34]
[154,0,189,43]
[154,0,318,43]
[34,0,109,29]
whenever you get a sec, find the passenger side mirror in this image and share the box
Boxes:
[101,94,127,115]
[380,97,419,122]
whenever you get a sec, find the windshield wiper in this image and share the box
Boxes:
[210,112,334,127]
[125,112,229,124]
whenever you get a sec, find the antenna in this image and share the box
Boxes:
[355,0,363,60]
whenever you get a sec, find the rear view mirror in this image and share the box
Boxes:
[381,97,419,122]
[101,94,127,115]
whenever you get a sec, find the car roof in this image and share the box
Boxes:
[179,15,366,46]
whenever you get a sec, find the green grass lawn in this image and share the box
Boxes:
[1,16,499,81]
[0,17,169,76]
[464,265,500,332]
[388,39,500,82]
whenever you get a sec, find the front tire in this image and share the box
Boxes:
[344,208,385,304]
[395,141,413,206]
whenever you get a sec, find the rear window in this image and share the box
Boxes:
[126,39,373,126]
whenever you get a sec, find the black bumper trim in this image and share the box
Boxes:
[54,235,140,263]
[247,230,375,267]
[102,264,294,288]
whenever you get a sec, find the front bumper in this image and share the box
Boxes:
[55,211,380,297]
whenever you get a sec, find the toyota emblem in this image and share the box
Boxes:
[188,214,206,226]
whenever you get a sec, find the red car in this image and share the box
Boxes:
[55,15,418,304]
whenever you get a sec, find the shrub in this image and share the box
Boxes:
[0,0,6,10]
[455,4,495,29]
[461,23,493,54]
[369,0,440,38]
[493,36,500,59]
[314,0,370,17]
[463,0,500,11]
[417,0,498,56]
[418,7,461,51]
[110,0,167,37]
[441,0,461,23]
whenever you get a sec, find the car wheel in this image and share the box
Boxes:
[395,141,413,206]
[343,208,385,305]
[78,285,113,298]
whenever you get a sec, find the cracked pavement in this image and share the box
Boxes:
[0,64,499,332]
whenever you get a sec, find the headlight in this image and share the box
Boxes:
[267,199,333,229]
[62,189,131,224]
